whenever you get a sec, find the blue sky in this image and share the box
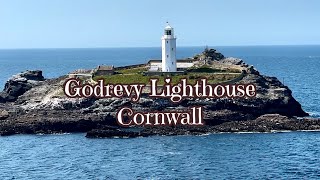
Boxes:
[0,0,319,48]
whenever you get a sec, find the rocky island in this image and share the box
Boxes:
[0,49,319,137]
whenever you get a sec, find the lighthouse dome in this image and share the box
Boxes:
[165,24,173,30]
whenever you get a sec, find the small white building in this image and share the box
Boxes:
[148,59,196,71]
[162,23,177,72]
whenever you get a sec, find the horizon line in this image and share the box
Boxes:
[1,44,320,50]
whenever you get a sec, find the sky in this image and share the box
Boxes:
[0,0,320,48]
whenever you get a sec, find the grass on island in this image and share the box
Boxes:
[93,66,241,85]
[117,67,148,74]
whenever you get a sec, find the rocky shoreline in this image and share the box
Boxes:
[0,53,319,138]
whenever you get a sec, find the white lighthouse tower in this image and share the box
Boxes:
[162,22,177,72]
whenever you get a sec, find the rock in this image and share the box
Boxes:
[238,74,308,117]
[0,110,9,120]
[212,114,320,132]
[245,65,260,75]
[17,70,44,81]
[28,97,96,110]
[0,92,16,102]
[204,48,225,60]
[0,70,44,102]
[0,129,16,136]
[193,48,225,64]
[219,57,245,65]
[86,125,212,138]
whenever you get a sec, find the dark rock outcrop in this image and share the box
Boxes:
[0,70,44,102]
[237,74,308,117]
[194,48,225,62]
[0,110,104,136]
[85,114,320,137]
[211,114,320,132]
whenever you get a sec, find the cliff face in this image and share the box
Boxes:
[0,58,314,137]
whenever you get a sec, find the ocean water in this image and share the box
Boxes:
[0,132,320,179]
[0,46,320,179]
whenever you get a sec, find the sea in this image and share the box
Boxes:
[0,46,319,179]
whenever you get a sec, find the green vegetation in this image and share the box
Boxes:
[117,67,147,74]
[93,66,241,85]
[94,73,240,85]
[186,66,225,73]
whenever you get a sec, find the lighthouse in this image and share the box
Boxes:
[162,22,177,72]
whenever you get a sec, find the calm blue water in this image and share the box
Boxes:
[0,46,320,179]
[0,132,319,179]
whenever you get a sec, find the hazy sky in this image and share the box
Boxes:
[1,0,319,48]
